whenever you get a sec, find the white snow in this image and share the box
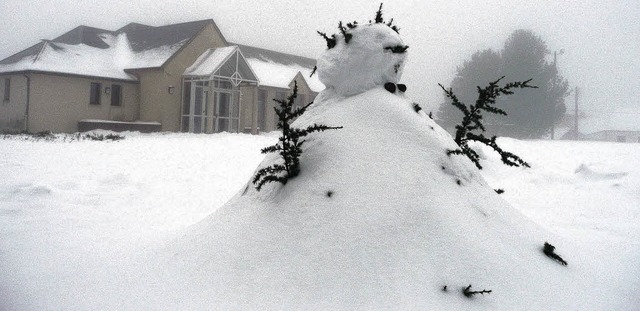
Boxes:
[183,46,238,77]
[247,57,324,92]
[0,132,638,310]
[1,20,639,310]
[0,34,186,80]
[317,23,407,97]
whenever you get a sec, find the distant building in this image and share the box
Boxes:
[560,111,640,143]
[583,130,640,143]
[0,19,322,134]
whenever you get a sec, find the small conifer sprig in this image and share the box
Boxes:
[371,3,400,33]
[463,285,492,297]
[318,3,400,49]
[439,76,535,170]
[253,82,342,191]
[543,242,568,266]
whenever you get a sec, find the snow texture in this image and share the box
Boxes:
[0,33,187,80]
[247,58,324,92]
[183,46,238,77]
[317,23,407,97]
[1,20,639,310]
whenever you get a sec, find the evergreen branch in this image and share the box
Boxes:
[253,82,342,191]
[338,21,352,44]
[463,285,492,297]
[374,3,384,23]
[317,31,337,49]
[440,77,532,171]
[543,242,568,266]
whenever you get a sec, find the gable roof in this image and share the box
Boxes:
[0,19,221,80]
[233,43,324,92]
[184,46,259,86]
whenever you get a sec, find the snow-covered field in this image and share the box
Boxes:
[0,131,638,310]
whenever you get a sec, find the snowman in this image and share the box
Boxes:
[316,21,409,97]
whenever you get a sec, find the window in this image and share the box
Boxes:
[3,78,11,102]
[110,84,122,106]
[89,82,101,105]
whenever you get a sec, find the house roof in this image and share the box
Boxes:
[232,43,324,92]
[0,20,217,80]
[184,46,259,86]
[0,20,324,92]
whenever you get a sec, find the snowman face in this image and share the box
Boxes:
[317,23,408,97]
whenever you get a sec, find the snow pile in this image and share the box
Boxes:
[123,22,615,309]
[1,135,638,309]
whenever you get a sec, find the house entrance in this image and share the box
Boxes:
[182,80,240,133]
[181,46,258,134]
[213,89,240,133]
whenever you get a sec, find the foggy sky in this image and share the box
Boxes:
[1,0,638,115]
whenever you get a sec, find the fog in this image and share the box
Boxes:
[1,0,638,116]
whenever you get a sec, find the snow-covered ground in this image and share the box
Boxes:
[1,19,639,311]
[0,132,638,310]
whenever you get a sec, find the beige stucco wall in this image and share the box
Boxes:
[0,74,28,131]
[138,23,226,132]
[27,73,139,133]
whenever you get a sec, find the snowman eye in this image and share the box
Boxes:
[384,45,409,54]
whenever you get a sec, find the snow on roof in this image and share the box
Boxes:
[184,46,237,76]
[0,40,136,80]
[247,58,324,92]
[0,21,209,80]
[0,33,188,80]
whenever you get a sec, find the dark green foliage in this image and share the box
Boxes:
[440,77,533,170]
[437,30,570,138]
[338,21,353,44]
[253,82,342,191]
[543,242,568,266]
[371,3,400,33]
[374,3,384,23]
[384,45,409,54]
[317,31,337,49]
[319,3,400,50]
[463,285,492,297]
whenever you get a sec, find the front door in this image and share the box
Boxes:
[214,90,240,133]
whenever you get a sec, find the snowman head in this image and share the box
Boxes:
[316,22,408,97]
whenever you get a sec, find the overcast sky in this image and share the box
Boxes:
[1,0,638,115]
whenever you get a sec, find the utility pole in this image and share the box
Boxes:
[550,49,564,140]
[574,86,580,140]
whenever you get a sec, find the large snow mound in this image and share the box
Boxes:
[134,87,613,310]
